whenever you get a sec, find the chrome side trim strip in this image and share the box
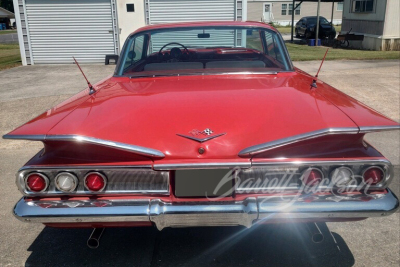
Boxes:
[3,134,165,158]
[3,134,46,141]
[13,190,399,228]
[153,162,251,170]
[251,158,391,166]
[20,165,153,170]
[238,127,359,156]
[359,125,400,133]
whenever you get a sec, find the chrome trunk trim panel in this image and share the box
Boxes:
[238,127,359,156]
[2,134,165,158]
[14,190,399,229]
[153,162,251,170]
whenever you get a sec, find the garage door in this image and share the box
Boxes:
[25,0,118,64]
[147,0,238,50]
[147,0,236,24]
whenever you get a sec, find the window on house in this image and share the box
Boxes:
[351,0,374,13]
[282,3,300,16]
[337,2,343,11]
[295,4,301,15]
[281,4,287,15]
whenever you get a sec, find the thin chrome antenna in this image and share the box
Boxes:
[73,57,96,95]
[311,48,329,89]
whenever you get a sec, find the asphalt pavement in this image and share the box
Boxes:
[0,32,18,43]
[0,60,399,267]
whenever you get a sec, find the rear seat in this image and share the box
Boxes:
[144,62,203,71]
[206,61,265,69]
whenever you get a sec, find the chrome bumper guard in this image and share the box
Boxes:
[14,190,399,230]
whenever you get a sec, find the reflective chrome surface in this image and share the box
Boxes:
[2,134,165,158]
[359,125,400,133]
[17,167,170,196]
[176,133,226,143]
[153,162,251,170]
[238,127,359,156]
[14,190,399,229]
[238,159,394,191]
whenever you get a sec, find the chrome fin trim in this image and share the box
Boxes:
[238,127,359,156]
[2,134,165,158]
[359,125,400,133]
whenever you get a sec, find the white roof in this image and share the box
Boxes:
[0,7,15,18]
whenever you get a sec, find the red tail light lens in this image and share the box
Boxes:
[303,168,323,186]
[84,172,106,192]
[26,173,48,192]
[363,167,384,185]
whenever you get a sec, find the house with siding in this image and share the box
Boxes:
[247,0,343,26]
[341,0,399,51]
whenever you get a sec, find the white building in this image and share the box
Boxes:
[13,0,246,65]
[341,0,399,51]
[247,0,343,26]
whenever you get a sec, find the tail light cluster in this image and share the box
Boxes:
[236,160,393,193]
[17,167,169,196]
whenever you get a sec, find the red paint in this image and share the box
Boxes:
[4,21,399,227]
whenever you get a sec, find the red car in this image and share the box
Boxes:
[4,21,399,248]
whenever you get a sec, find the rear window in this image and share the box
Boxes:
[116,26,292,77]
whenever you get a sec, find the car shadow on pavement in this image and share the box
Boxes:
[25,222,354,267]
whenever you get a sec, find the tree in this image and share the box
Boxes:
[0,0,14,13]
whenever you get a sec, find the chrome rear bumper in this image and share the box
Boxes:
[14,190,399,230]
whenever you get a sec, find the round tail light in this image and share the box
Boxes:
[55,172,78,192]
[302,168,323,186]
[363,167,384,185]
[26,173,48,192]
[84,172,106,192]
[331,167,354,186]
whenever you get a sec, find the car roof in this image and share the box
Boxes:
[130,21,277,36]
[302,16,327,19]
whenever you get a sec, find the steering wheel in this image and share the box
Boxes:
[158,42,189,55]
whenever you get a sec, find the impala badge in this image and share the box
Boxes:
[177,129,226,143]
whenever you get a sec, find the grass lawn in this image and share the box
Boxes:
[0,43,22,70]
[286,42,400,61]
[0,30,17,35]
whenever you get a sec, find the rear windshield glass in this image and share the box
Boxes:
[116,26,292,77]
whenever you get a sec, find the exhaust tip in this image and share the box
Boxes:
[87,238,100,249]
[311,233,324,243]
[87,228,105,249]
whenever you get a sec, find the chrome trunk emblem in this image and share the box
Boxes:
[177,129,226,143]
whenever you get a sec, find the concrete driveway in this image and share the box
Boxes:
[0,60,399,267]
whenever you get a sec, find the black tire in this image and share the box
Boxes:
[295,29,300,38]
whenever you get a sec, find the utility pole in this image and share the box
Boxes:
[315,0,321,46]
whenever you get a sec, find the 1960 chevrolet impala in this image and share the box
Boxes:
[3,21,399,248]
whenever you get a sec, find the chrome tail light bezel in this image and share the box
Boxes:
[235,159,394,193]
[17,166,170,196]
